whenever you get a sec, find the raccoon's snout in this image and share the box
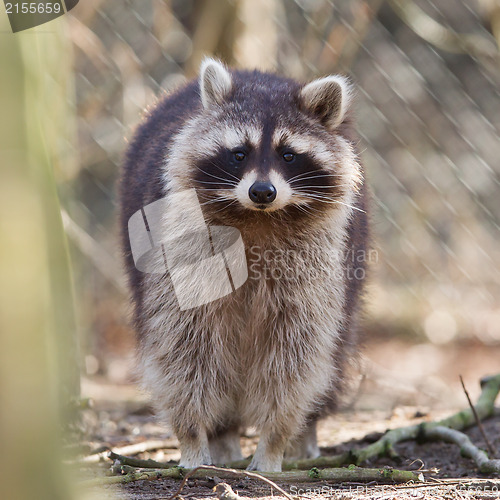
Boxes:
[249,182,277,205]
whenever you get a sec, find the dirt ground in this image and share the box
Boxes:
[76,340,500,500]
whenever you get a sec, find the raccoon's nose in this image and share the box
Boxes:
[249,182,277,204]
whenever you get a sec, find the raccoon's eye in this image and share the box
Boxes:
[233,151,246,162]
[283,152,295,162]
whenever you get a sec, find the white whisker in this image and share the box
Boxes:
[208,199,239,215]
[296,193,365,213]
[195,180,238,187]
[195,166,236,185]
[207,159,240,182]
[293,184,349,189]
[289,173,343,184]
[199,196,235,207]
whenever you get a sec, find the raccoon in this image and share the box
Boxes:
[119,58,368,472]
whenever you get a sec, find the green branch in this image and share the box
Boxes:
[80,464,423,488]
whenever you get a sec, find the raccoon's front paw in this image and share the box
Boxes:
[248,429,286,471]
[179,455,213,468]
[246,455,283,472]
[178,440,212,468]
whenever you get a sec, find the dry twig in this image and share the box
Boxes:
[81,439,178,464]
[460,375,496,458]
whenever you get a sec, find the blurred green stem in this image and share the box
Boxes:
[0,13,79,500]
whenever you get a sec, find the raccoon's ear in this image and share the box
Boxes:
[299,75,352,130]
[199,58,233,109]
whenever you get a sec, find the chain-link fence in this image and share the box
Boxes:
[61,0,500,382]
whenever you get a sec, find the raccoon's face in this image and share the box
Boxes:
[166,59,362,228]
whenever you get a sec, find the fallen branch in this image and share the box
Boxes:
[80,439,178,464]
[346,374,500,469]
[109,451,174,469]
[424,426,500,474]
[79,464,423,488]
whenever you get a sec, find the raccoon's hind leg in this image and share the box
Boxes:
[284,419,320,460]
[208,422,243,465]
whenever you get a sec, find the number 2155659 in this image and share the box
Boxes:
[5,2,62,14]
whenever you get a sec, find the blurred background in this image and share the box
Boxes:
[60,0,500,408]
